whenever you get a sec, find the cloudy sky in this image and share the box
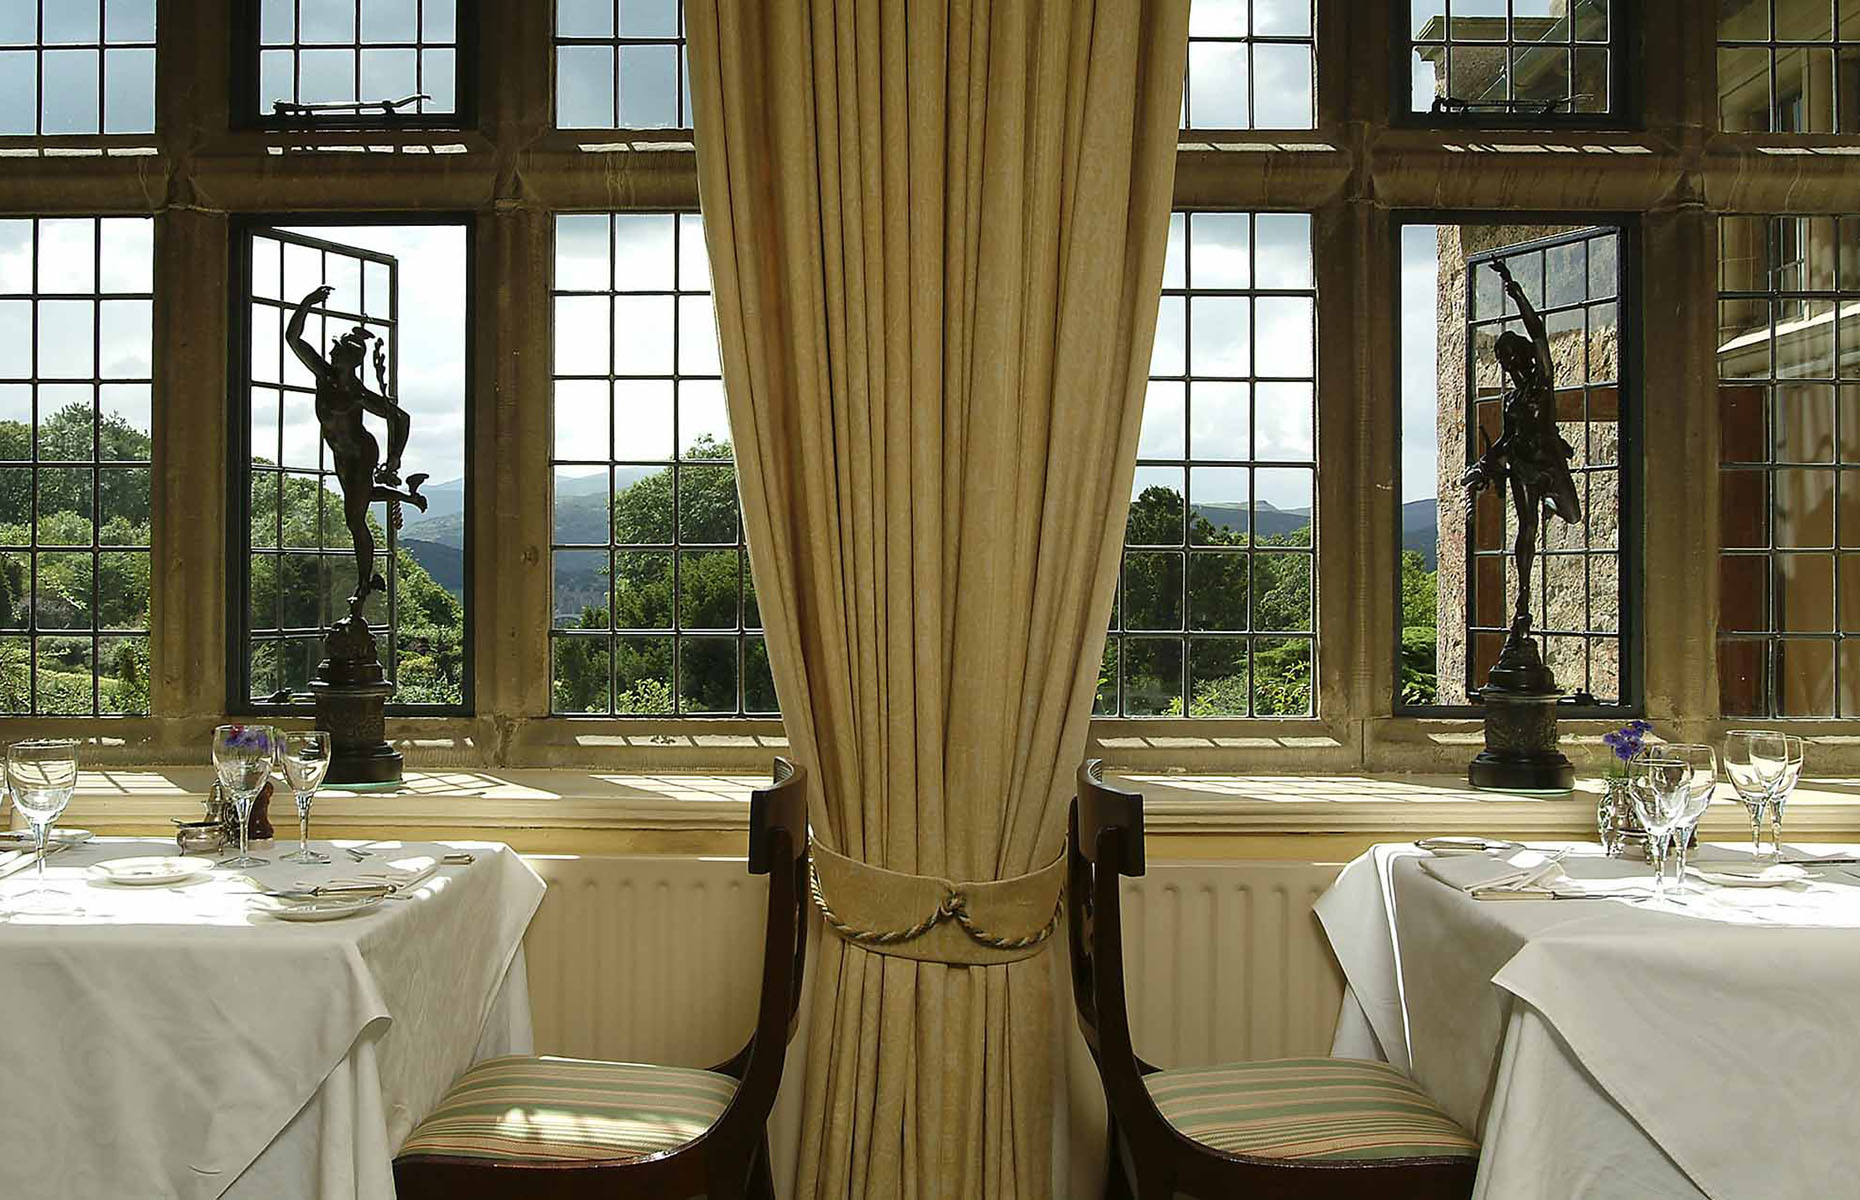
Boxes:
[1402,225,1442,503]
[272,222,466,490]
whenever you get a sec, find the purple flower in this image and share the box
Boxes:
[1605,719,1652,763]
[224,725,273,753]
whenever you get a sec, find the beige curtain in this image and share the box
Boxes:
[685,2,1188,1196]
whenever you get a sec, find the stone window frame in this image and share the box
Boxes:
[0,2,1855,773]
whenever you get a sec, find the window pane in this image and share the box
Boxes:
[1719,2,1860,132]
[0,217,152,715]
[241,224,469,710]
[253,0,458,121]
[1412,0,1619,117]
[557,0,686,129]
[550,213,766,714]
[1107,211,1317,717]
[1400,221,1632,709]
[1182,3,1313,132]
[1718,213,1860,714]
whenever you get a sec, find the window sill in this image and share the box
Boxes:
[51,767,759,845]
[1124,772,1860,840]
[49,768,1860,851]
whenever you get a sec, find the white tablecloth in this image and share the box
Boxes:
[1316,842,1860,1200]
[0,837,545,1200]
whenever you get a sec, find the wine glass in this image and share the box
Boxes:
[212,724,277,869]
[6,739,79,912]
[1723,730,1791,862]
[1654,743,1718,890]
[279,731,332,865]
[1761,733,1805,861]
[1627,751,1690,901]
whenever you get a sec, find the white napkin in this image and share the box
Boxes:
[296,854,440,895]
[1421,848,1568,894]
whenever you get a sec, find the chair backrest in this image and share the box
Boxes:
[713,757,809,1130]
[1069,761,1173,1143]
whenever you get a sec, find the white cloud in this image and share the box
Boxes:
[1401,224,1441,502]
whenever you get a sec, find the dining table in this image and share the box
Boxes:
[1315,840,1860,1200]
[0,834,546,1200]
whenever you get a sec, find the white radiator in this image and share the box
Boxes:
[1120,861,1347,1068]
[521,855,769,1068]
[518,855,1346,1071]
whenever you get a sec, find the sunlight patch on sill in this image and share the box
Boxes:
[1439,141,1652,154]
[1096,734,1345,751]
[576,139,695,153]
[1179,139,1339,153]
[571,732,787,749]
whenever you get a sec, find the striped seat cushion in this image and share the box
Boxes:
[1144,1057,1478,1163]
[397,1055,738,1164]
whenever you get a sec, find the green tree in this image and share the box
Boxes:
[1399,549,1439,705]
[0,403,152,713]
[553,435,762,714]
[1116,483,1312,717]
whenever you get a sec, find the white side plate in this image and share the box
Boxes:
[260,894,386,921]
[87,856,215,886]
[1688,863,1808,888]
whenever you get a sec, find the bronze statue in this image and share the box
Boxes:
[286,285,428,617]
[1460,259,1583,649]
[1461,257,1585,792]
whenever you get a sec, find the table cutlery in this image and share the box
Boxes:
[342,844,376,862]
[1471,888,1621,901]
[0,840,70,882]
[86,856,215,887]
[1780,856,1860,866]
[259,882,397,900]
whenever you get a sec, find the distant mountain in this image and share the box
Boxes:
[401,538,464,597]
[397,467,661,551]
[1402,497,1439,569]
[1190,501,1312,542]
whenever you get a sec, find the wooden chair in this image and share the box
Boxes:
[1068,760,1479,1200]
[394,758,809,1200]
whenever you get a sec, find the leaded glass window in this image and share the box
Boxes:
[1397,219,1635,712]
[1717,214,1860,715]
[238,222,469,711]
[0,0,156,136]
[1719,0,1860,133]
[549,212,772,716]
[0,216,153,715]
[249,0,463,125]
[555,0,689,129]
[1182,0,1315,130]
[1101,211,1317,718]
[1408,1,1617,119]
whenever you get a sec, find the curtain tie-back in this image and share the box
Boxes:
[807,841,1065,965]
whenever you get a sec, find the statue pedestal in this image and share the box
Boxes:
[1469,627,1574,793]
[310,614,402,789]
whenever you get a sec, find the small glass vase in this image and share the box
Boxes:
[1599,775,1635,857]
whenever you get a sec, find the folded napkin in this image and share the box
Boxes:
[293,854,440,895]
[1421,848,1569,894]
